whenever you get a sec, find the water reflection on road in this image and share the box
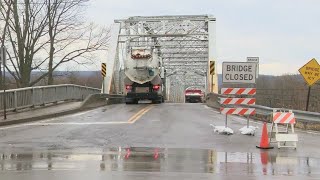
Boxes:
[0,147,319,177]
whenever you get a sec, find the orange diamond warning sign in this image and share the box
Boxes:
[299,58,320,86]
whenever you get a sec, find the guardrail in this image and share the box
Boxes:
[206,93,320,123]
[0,84,101,112]
[250,104,320,123]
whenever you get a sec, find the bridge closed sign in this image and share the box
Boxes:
[222,62,257,84]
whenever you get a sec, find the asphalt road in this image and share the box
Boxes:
[0,103,320,179]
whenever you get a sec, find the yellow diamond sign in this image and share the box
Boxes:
[299,58,320,86]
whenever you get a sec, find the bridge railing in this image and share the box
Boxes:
[0,84,101,111]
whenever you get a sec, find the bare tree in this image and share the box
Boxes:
[0,0,109,87]
[33,0,109,85]
[0,0,49,87]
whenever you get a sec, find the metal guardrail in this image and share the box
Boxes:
[250,104,320,123]
[207,93,320,123]
[0,84,101,111]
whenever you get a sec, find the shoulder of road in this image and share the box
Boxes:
[0,102,82,126]
[0,93,123,127]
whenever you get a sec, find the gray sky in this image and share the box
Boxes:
[85,0,320,75]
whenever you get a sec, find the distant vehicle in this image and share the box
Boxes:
[185,89,204,103]
[124,47,165,104]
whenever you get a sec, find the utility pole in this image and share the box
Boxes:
[0,46,7,119]
[0,0,13,120]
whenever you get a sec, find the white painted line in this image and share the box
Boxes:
[0,121,129,130]
[28,122,130,126]
[0,124,30,130]
[211,110,220,114]
[69,111,90,117]
[31,108,101,124]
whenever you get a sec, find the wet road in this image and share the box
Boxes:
[0,103,320,179]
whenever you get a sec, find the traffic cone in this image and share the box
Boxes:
[256,122,274,149]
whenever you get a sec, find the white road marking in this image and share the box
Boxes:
[69,111,91,117]
[28,122,130,126]
[0,106,151,130]
[211,111,220,114]
[0,121,129,130]
[30,108,102,124]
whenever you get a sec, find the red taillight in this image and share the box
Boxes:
[126,85,132,91]
[153,85,160,91]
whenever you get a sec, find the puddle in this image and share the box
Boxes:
[0,147,319,176]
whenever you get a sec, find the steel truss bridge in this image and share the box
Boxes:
[103,15,218,102]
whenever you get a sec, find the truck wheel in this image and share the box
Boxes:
[152,97,162,104]
[152,100,159,104]
[125,98,134,104]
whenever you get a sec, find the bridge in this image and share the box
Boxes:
[103,15,218,102]
[0,15,319,179]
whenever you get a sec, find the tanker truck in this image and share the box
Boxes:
[124,46,165,104]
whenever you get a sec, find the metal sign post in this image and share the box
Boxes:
[209,61,215,92]
[247,57,259,78]
[101,63,107,93]
[0,46,7,120]
[306,87,311,111]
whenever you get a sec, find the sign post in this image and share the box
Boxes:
[209,61,215,92]
[101,63,107,93]
[0,46,7,120]
[298,58,320,111]
[214,62,258,135]
[247,57,259,78]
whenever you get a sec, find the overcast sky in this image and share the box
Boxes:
[84,0,320,75]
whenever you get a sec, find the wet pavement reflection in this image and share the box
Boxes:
[0,147,319,177]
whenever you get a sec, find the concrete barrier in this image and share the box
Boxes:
[80,94,125,110]
[205,93,221,109]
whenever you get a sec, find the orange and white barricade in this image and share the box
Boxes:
[269,109,298,149]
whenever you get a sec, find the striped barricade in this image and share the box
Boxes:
[270,110,298,149]
[220,88,257,135]
[221,88,256,95]
[220,88,256,116]
[218,88,257,135]
[273,112,296,124]
[220,108,256,115]
[220,98,256,105]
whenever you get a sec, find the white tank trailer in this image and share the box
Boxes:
[124,46,165,104]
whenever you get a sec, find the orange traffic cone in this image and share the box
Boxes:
[256,122,274,149]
